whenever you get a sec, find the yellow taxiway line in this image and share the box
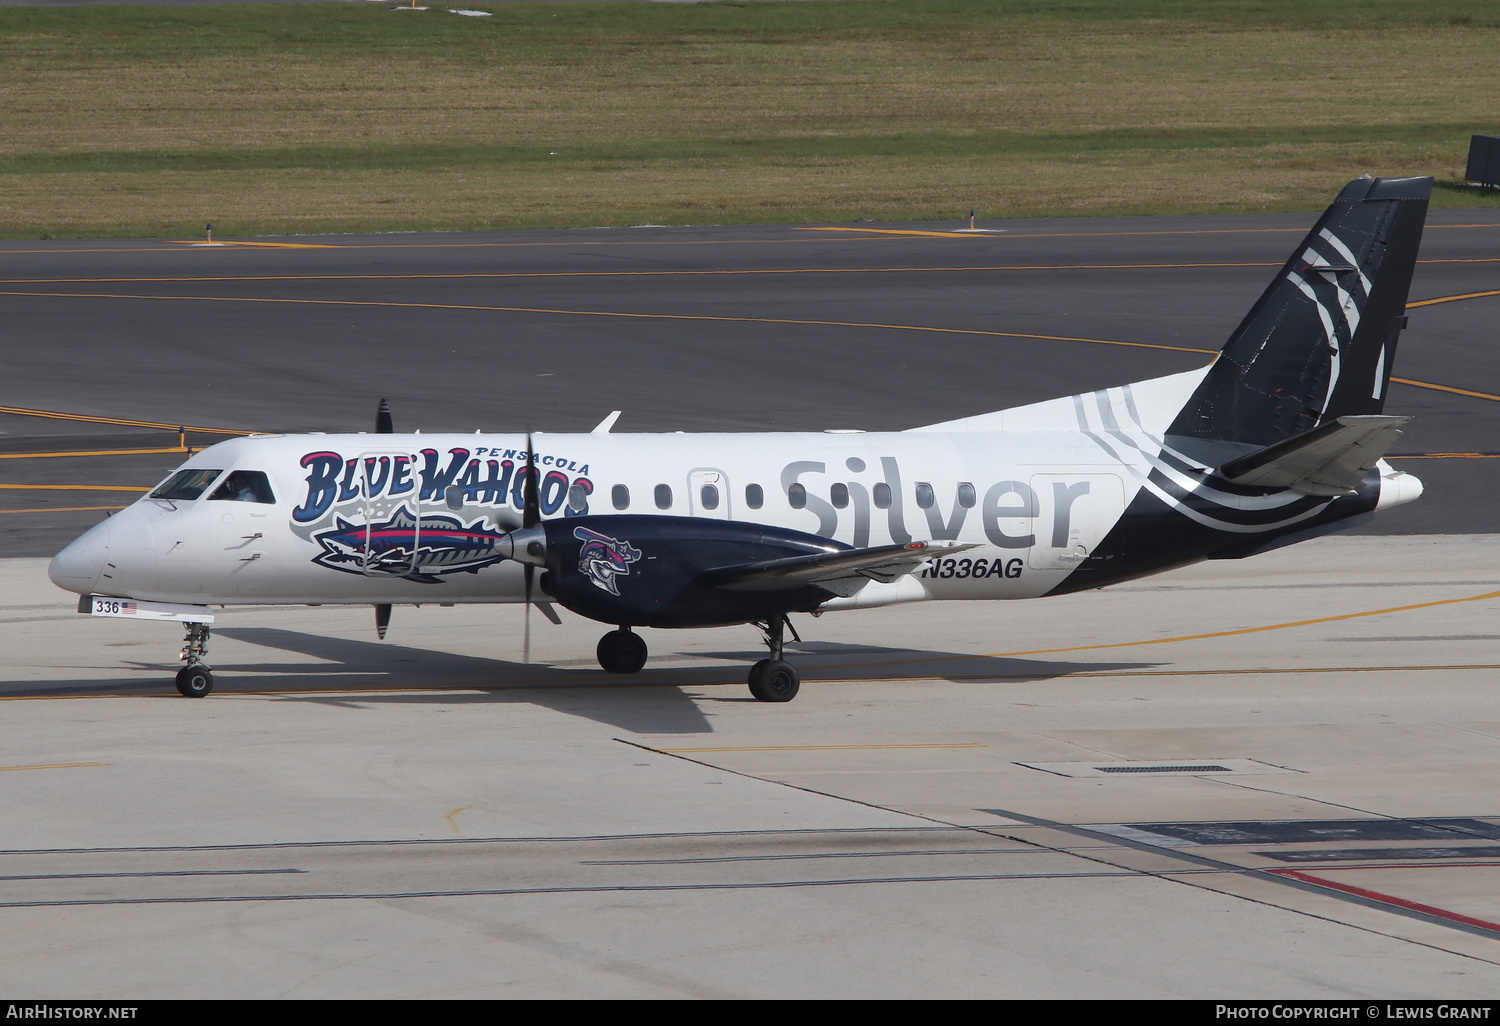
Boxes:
[1407,289,1500,308]
[2,261,1497,287]
[6,289,1498,404]
[0,404,248,436]
[0,506,127,514]
[167,240,336,249]
[0,221,1495,257]
[0,290,1221,355]
[0,447,187,460]
[0,484,149,491]
[659,743,987,753]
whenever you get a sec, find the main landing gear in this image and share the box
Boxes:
[593,618,803,702]
[175,621,214,697]
[748,616,800,703]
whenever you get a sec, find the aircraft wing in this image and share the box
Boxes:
[1217,414,1409,496]
[701,541,978,597]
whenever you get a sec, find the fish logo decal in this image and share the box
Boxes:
[574,526,641,595]
[311,507,509,583]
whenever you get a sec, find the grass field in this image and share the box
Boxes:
[1,0,1497,237]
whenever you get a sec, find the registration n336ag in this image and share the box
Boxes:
[51,177,1431,702]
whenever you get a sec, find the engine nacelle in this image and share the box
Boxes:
[535,515,845,628]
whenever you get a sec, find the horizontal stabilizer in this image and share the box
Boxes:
[702,541,978,597]
[1217,415,1408,496]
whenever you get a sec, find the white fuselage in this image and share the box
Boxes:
[51,428,1142,608]
[47,371,1422,613]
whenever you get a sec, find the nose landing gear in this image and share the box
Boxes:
[597,626,648,674]
[175,621,214,697]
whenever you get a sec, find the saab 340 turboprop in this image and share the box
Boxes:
[50,176,1431,701]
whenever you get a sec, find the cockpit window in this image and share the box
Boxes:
[150,469,224,501]
[208,470,276,504]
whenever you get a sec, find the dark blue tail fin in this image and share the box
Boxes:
[1168,176,1431,448]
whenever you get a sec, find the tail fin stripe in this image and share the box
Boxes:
[1287,271,1344,414]
[1317,228,1372,295]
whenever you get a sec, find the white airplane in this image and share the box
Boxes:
[49,176,1431,702]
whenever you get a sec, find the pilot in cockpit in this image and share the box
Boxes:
[209,470,273,504]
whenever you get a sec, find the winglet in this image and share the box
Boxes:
[592,411,622,435]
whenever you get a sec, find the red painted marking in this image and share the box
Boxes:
[1270,866,1500,934]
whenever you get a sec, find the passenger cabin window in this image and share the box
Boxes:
[612,484,630,510]
[745,483,764,509]
[787,483,807,509]
[654,484,673,509]
[208,470,275,504]
[957,482,976,508]
[830,483,849,509]
[915,482,935,509]
[700,484,720,510]
[151,469,224,501]
[567,482,590,513]
[872,482,892,509]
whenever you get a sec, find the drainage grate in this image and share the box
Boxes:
[1015,759,1292,779]
[1095,764,1232,774]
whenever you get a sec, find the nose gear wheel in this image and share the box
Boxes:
[175,622,214,697]
[596,627,648,674]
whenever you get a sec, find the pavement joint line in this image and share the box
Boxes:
[7,660,1500,701]
[0,761,108,772]
[978,805,1500,948]
[625,738,1500,957]
[0,826,985,857]
[0,871,1160,910]
[0,506,127,514]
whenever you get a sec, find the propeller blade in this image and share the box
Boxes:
[523,429,540,529]
[374,603,391,640]
[375,398,394,434]
[509,429,540,664]
[522,564,533,664]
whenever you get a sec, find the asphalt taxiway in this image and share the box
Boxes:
[2,207,1498,557]
[1,207,1498,997]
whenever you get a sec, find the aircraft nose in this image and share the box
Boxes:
[48,518,111,594]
